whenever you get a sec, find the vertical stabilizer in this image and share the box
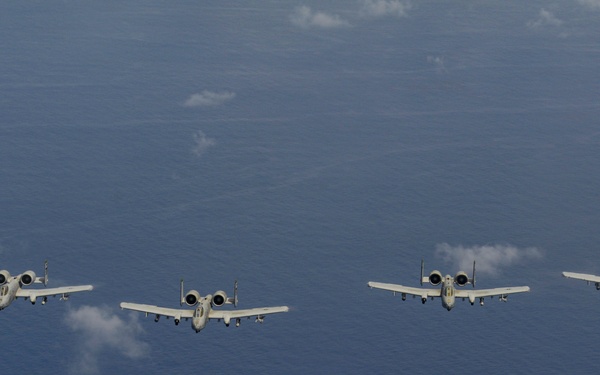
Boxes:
[180,279,184,306]
[420,259,426,286]
[35,260,49,286]
[472,261,476,288]
[233,280,238,307]
[44,260,48,286]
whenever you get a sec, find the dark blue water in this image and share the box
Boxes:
[2,1,600,374]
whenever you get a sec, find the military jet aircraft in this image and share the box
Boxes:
[368,260,530,311]
[120,280,289,333]
[0,260,93,310]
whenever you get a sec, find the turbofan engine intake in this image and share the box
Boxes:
[0,270,10,285]
[429,270,442,286]
[20,271,36,286]
[454,271,469,287]
[184,290,201,306]
[212,290,228,306]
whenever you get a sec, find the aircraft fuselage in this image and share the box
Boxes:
[0,277,21,310]
[441,275,456,311]
[192,295,212,333]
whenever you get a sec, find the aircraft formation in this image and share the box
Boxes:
[2,259,600,333]
[0,261,289,333]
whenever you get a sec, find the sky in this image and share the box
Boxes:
[1,1,600,374]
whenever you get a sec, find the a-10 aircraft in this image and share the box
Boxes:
[562,271,600,289]
[0,260,94,310]
[120,280,289,333]
[367,260,530,311]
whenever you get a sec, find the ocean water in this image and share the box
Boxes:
[1,1,600,374]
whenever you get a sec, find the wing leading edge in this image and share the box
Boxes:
[562,272,600,284]
[454,286,530,299]
[367,282,441,298]
[367,282,529,300]
[119,302,194,319]
[119,303,289,321]
[16,285,94,300]
[208,306,289,320]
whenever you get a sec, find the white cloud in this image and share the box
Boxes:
[65,305,149,374]
[192,130,216,157]
[527,9,563,29]
[578,0,600,9]
[291,6,350,29]
[360,0,411,17]
[184,90,235,107]
[434,243,543,277]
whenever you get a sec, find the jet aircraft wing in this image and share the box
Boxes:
[208,306,289,321]
[16,285,94,300]
[119,302,194,319]
[454,286,530,299]
[562,272,600,283]
[367,282,442,298]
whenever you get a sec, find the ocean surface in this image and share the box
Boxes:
[1,1,600,374]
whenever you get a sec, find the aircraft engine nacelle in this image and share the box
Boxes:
[20,271,37,286]
[454,271,469,287]
[0,270,10,285]
[184,290,201,306]
[428,270,442,286]
[212,290,228,307]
